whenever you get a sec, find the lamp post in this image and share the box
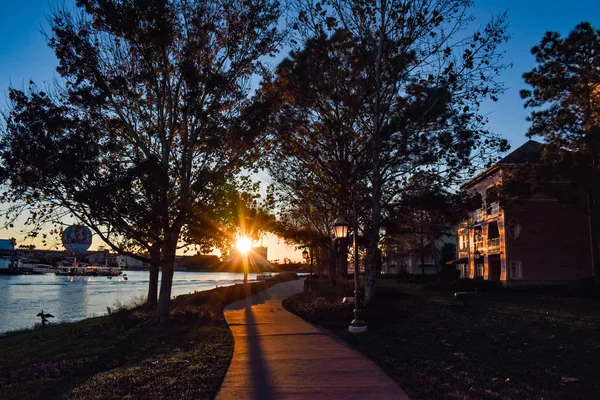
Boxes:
[302,248,313,291]
[333,215,367,333]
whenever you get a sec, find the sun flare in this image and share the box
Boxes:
[236,237,253,254]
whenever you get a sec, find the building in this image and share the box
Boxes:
[382,236,455,275]
[449,140,593,286]
[85,249,116,266]
[116,255,149,269]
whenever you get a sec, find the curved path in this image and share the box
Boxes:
[216,279,410,400]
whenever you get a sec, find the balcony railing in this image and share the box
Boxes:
[486,202,500,217]
[473,240,485,252]
[488,237,501,253]
[470,209,483,223]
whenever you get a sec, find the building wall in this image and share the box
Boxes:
[504,199,593,285]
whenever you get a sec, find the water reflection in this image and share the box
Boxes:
[0,271,257,333]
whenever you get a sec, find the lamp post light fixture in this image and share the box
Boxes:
[302,248,313,291]
[333,215,367,333]
[333,217,349,239]
[302,249,309,261]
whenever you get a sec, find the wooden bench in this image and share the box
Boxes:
[454,291,477,306]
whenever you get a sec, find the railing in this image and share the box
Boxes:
[470,209,483,223]
[487,237,501,253]
[486,202,500,217]
[473,240,485,252]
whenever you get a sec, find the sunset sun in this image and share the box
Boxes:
[236,237,252,254]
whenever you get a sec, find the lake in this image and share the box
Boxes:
[0,270,258,334]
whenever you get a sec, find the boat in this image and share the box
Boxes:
[55,265,122,277]
[256,273,273,280]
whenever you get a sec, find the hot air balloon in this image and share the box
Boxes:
[62,225,92,255]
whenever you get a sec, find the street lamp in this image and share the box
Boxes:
[302,249,309,261]
[333,217,349,239]
[333,215,366,333]
[302,248,313,291]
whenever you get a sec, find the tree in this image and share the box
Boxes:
[385,177,468,281]
[521,22,600,280]
[263,30,370,286]
[286,0,510,301]
[1,0,283,318]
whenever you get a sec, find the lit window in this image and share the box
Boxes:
[463,264,470,278]
[459,234,468,250]
[509,260,522,279]
[508,218,521,239]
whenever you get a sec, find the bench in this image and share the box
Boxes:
[454,291,478,306]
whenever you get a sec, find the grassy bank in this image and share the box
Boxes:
[0,273,297,400]
[284,278,600,400]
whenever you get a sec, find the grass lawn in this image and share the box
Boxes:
[0,273,297,400]
[284,278,600,400]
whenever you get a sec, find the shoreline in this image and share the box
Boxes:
[0,273,299,399]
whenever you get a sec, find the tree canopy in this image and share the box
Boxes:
[521,21,600,279]
[1,0,283,317]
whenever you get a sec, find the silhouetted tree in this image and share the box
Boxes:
[288,0,510,301]
[521,22,600,279]
[1,0,283,317]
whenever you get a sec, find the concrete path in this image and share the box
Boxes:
[216,279,410,400]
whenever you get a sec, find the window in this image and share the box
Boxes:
[485,185,500,215]
[463,264,471,278]
[459,234,468,250]
[507,218,521,239]
[509,260,522,279]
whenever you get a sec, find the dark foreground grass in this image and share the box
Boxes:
[284,278,600,400]
[0,273,297,400]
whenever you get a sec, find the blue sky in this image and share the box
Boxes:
[1,0,600,257]
[2,0,600,147]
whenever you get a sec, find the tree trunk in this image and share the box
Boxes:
[156,230,179,319]
[420,235,426,276]
[147,242,161,310]
[337,237,349,286]
[329,240,337,286]
[587,191,600,281]
[364,0,386,304]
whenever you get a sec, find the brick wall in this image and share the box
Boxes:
[504,199,593,283]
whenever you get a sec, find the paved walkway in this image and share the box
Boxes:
[216,279,410,400]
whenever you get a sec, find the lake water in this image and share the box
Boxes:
[0,271,258,334]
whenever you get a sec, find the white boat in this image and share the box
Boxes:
[256,273,273,280]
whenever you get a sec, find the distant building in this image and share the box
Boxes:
[448,140,593,286]
[116,255,149,269]
[85,250,116,266]
[382,236,455,275]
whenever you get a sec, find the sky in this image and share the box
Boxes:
[1,0,600,260]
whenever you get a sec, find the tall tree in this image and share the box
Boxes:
[263,30,370,285]
[1,0,282,318]
[521,22,600,280]
[286,0,510,301]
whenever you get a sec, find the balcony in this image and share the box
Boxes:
[486,202,500,217]
[488,237,501,253]
[470,209,484,223]
[473,240,485,252]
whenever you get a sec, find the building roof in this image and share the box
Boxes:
[464,140,543,188]
[496,140,542,165]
